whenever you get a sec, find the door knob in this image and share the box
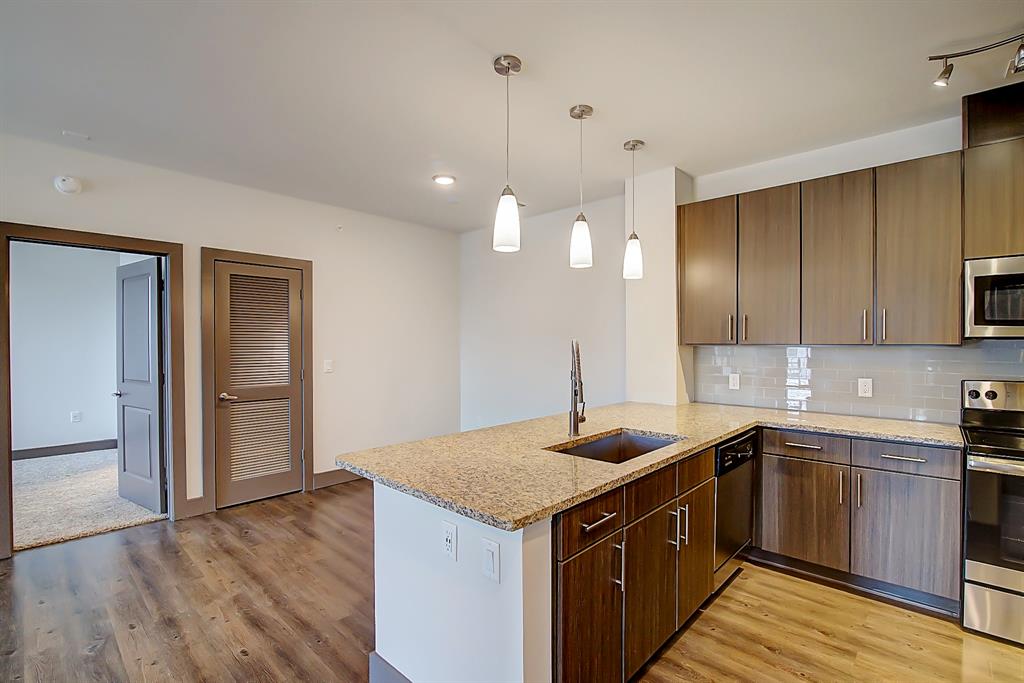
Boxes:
[111,391,123,397]
[218,392,239,401]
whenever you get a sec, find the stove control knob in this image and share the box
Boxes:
[968,389,981,400]
[985,390,998,401]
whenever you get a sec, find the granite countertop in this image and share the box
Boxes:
[334,402,963,531]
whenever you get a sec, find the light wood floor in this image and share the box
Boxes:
[2,478,1023,682]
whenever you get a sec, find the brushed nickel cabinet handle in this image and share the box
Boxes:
[880,453,927,463]
[727,314,735,342]
[580,511,616,533]
[857,472,862,508]
[784,442,823,450]
[862,309,868,341]
[668,509,679,547]
[881,307,887,342]
[742,314,749,342]
[839,470,844,506]
[682,504,690,546]
[612,542,625,593]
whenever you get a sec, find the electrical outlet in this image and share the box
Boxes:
[70,410,82,423]
[728,373,741,390]
[441,521,457,560]
[481,538,500,583]
[857,378,873,398]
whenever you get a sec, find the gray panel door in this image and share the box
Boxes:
[214,261,303,508]
[115,257,165,512]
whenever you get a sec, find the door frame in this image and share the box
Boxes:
[0,221,189,560]
[200,248,314,508]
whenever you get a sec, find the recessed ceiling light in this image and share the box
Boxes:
[432,174,456,186]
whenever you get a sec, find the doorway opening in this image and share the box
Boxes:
[8,242,168,549]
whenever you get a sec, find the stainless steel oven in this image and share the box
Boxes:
[965,255,1024,338]
[962,380,1024,645]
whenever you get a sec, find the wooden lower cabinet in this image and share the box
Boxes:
[624,501,678,679]
[556,530,623,683]
[677,478,716,624]
[850,467,961,600]
[760,454,850,571]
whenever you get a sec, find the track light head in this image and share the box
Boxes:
[1008,40,1024,77]
[933,59,953,87]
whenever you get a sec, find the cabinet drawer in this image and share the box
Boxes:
[763,429,851,464]
[852,440,961,480]
[625,466,676,524]
[678,448,715,494]
[556,487,624,560]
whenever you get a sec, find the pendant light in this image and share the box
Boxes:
[492,55,522,253]
[622,139,645,280]
[568,104,594,269]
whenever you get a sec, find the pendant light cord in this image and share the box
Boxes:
[631,147,636,234]
[505,70,510,185]
[578,116,584,211]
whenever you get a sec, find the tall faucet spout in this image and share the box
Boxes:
[569,340,585,437]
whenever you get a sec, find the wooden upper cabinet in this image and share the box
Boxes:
[801,169,875,344]
[965,138,1024,259]
[876,152,962,345]
[738,184,801,344]
[681,197,738,344]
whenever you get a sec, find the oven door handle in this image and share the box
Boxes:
[967,454,1024,477]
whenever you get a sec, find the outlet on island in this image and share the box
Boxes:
[441,520,457,560]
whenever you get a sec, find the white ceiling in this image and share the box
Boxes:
[2,1,1022,232]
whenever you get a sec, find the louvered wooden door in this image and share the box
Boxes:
[214,262,303,507]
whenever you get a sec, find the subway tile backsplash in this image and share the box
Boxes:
[694,341,1024,424]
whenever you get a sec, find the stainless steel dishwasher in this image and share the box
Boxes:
[714,430,755,589]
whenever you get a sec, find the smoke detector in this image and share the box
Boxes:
[53,176,82,194]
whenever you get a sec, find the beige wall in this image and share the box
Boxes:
[0,133,461,499]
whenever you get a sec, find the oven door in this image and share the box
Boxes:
[965,453,1024,591]
[965,256,1024,338]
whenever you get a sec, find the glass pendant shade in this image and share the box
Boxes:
[622,231,643,279]
[569,212,593,268]
[493,186,521,252]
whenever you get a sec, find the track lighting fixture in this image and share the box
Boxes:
[928,31,1024,87]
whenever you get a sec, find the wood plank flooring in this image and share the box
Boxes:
[0,480,374,682]
[640,564,1024,683]
[2,478,1023,682]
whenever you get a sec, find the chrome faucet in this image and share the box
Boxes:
[569,339,586,437]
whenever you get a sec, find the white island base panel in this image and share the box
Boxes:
[373,483,552,683]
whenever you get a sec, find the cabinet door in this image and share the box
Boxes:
[760,454,850,571]
[801,169,874,344]
[876,152,962,345]
[556,530,623,683]
[681,197,737,344]
[677,478,715,625]
[965,138,1024,259]
[851,468,961,599]
[738,183,801,344]
[624,501,678,679]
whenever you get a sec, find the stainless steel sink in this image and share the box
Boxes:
[546,428,683,464]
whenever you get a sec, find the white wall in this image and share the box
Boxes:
[459,196,626,431]
[373,483,551,683]
[9,242,120,450]
[693,117,961,200]
[0,133,461,498]
[624,167,693,406]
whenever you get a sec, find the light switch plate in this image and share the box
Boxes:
[323,359,334,374]
[481,538,500,583]
[70,410,82,423]
[857,378,873,398]
[728,373,741,391]
[441,521,457,561]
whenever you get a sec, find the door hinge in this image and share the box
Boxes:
[299,288,303,301]
[300,368,304,382]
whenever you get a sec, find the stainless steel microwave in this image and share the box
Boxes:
[966,255,1024,338]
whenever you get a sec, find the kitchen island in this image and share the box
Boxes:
[335,402,962,683]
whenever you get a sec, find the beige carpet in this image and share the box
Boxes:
[13,449,166,550]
